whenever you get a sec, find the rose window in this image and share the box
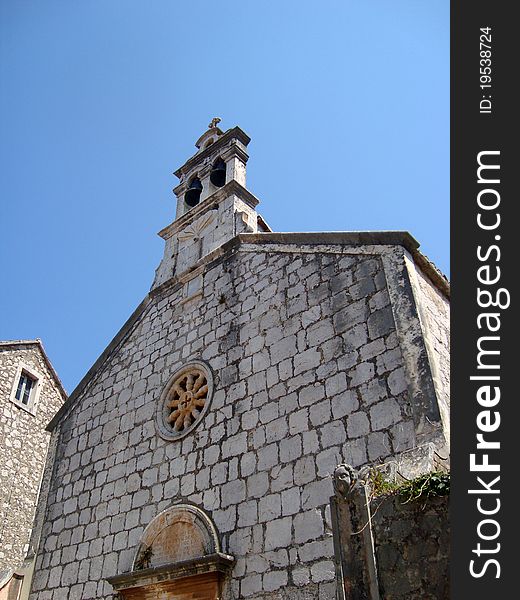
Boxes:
[167,370,208,431]
[156,361,213,441]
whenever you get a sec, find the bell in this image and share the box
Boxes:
[184,177,203,207]
[210,158,226,188]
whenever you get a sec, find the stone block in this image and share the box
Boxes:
[259,494,282,522]
[238,500,258,527]
[263,569,288,592]
[271,464,294,492]
[333,300,369,333]
[376,347,402,374]
[221,479,246,508]
[331,390,359,419]
[265,516,293,550]
[257,443,278,471]
[358,378,387,407]
[265,416,289,443]
[350,276,376,301]
[245,553,268,574]
[369,288,391,311]
[294,456,316,486]
[360,338,386,361]
[294,510,324,544]
[301,479,333,510]
[347,412,370,438]
[241,573,263,597]
[311,560,336,583]
[280,435,303,463]
[349,362,375,387]
[213,506,237,533]
[301,306,321,328]
[241,452,257,477]
[293,565,311,586]
[270,336,298,364]
[222,431,248,459]
[389,420,416,453]
[294,349,321,375]
[302,430,320,455]
[247,472,270,498]
[367,306,395,340]
[298,537,334,563]
[259,402,279,424]
[306,321,335,346]
[298,383,325,408]
[370,398,402,431]
[281,487,301,516]
[388,367,408,395]
[289,408,309,434]
[367,431,391,460]
[316,447,342,478]
[309,400,332,427]
[319,420,346,448]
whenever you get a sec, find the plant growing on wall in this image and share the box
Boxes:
[369,469,450,505]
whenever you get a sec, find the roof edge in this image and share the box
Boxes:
[238,231,420,251]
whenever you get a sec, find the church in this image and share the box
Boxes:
[28,122,450,599]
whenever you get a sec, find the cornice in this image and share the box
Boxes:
[106,552,235,592]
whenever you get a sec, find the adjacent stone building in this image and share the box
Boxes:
[28,123,450,599]
[0,340,66,598]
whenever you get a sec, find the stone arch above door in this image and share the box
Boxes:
[107,504,234,600]
[133,504,221,570]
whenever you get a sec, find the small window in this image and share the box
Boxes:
[15,372,36,406]
[10,363,42,414]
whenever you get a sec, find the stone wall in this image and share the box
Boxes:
[0,343,64,572]
[372,494,450,599]
[29,241,447,600]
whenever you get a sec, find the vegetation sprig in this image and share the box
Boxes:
[368,469,450,505]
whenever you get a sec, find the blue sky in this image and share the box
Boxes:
[0,1,449,392]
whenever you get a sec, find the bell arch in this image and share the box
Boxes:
[209,157,226,188]
[184,175,203,207]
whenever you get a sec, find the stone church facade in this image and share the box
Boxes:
[28,124,450,599]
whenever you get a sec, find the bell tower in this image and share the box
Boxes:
[152,120,270,289]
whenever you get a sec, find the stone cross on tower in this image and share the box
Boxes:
[152,123,270,290]
[208,116,221,129]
